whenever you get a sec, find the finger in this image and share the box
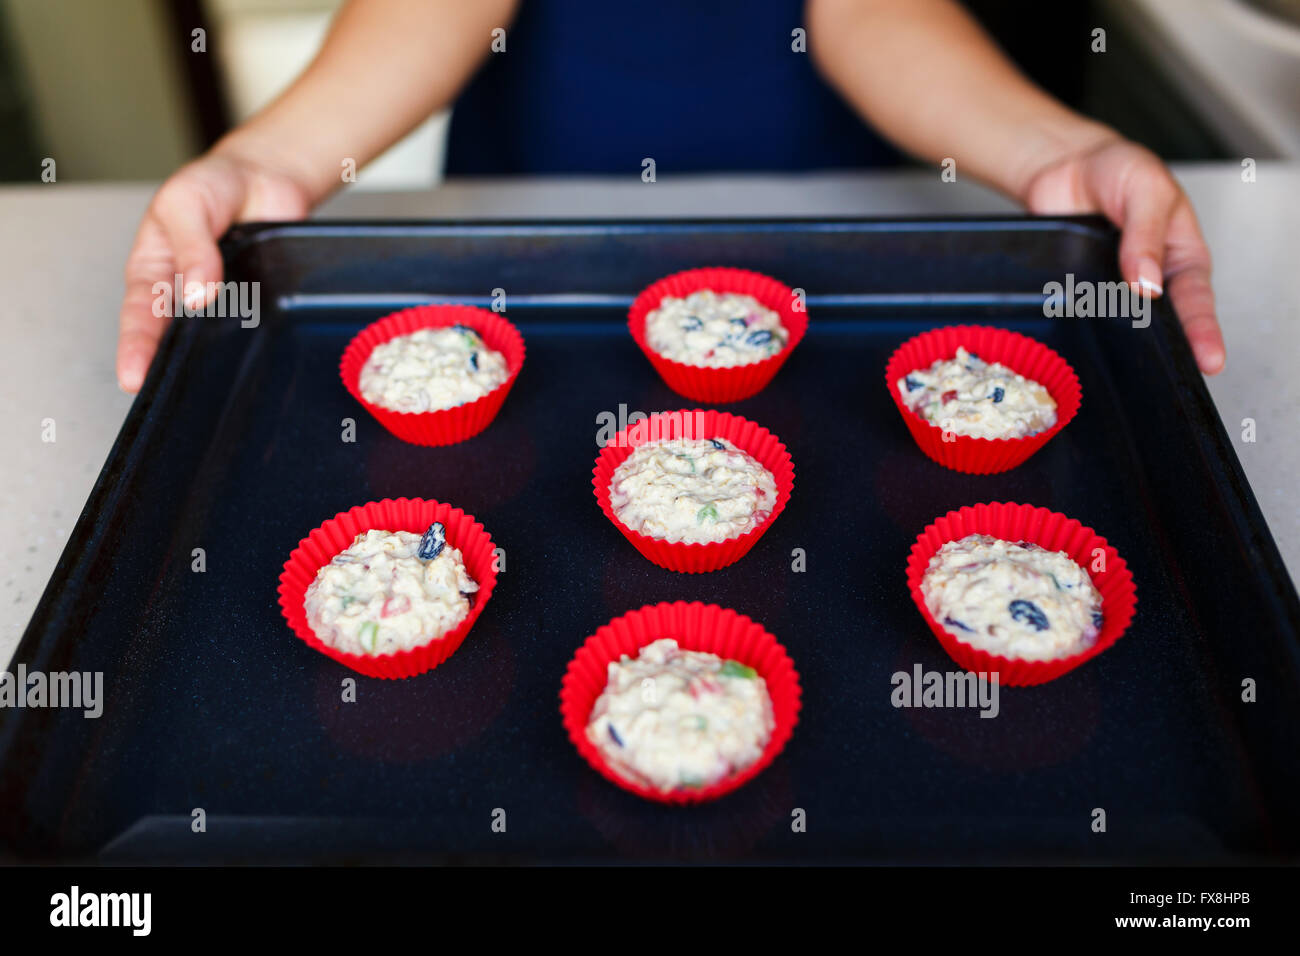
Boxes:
[1114,172,1181,298]
[117,215,176,392]
[1163,202,1225,375]
[1167,265,1224,375]
[152,174,237,311]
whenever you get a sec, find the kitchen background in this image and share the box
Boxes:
[1,0,1298,187]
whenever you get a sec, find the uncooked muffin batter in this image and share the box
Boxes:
[304,526,479,656]
[922,533,1103,661]
[609,436,777,544]
[586,638,775,792]
[898,347,1057,439]
[360,325,508,413]
[645,290,788,367]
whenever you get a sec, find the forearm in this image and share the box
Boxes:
[212,0,518,203]
[806,0,1116,200]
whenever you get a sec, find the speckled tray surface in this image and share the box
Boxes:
[2,217,1296,863]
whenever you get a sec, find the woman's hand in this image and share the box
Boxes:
[1022,137,1225,375]
[116,151,312,392]
[807,0,1226,375]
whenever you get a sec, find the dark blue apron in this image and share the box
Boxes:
[445,0,900,174]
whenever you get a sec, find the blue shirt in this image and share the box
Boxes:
[445,0,900,174]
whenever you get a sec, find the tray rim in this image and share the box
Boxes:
[218,212,1121,256]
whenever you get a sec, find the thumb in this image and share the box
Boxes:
[1113,172,1181,298]
[151,173,241,310]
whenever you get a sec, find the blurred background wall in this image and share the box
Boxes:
[1,0,1298,187]
[204,0,447,188]
[0,0,195,180]
[0,0,445,187]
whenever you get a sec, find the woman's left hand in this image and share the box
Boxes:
[1023,137,1225,374]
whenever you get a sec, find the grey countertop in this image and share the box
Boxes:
[1,164,1296,664]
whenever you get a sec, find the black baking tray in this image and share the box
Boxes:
[2,217,1297,864]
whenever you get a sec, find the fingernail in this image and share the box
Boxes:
[118,361,143,393]
[1137,257,1163,296]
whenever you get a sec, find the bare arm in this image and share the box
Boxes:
[807,0,1225,374]
[215,0,519,202]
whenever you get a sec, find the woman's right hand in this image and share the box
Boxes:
[116,150,312,392]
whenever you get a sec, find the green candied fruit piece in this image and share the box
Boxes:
[679,775,706,789]
[719,660,757,679]
[357,621,379,654]
[696,503,719,524]
[674,453,696,473]
[339,595,357,609]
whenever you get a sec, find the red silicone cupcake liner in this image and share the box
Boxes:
[560,601,801,805]
[884,325,1081,474]
[628,267,808,403]
[340,304,525,446]
[906,502,1137,686]
[592,408,794,573]
[277,497,498,679]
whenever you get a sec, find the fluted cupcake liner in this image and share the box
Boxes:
[628,267,808,403]
[592,408,794,573]
[340,304,525,446]
[906,501,1137,686]
[885,325,1081,474]
[560,601,801,804]
[277,497,498,679]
